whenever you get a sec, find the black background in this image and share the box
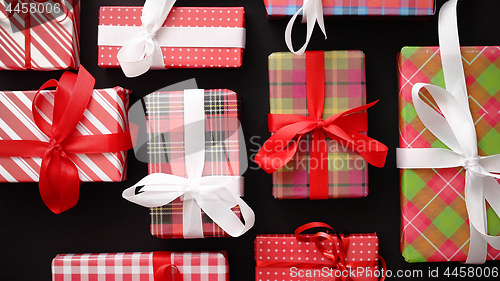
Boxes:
[1,0,500,280]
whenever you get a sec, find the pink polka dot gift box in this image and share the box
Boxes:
[97,0,245,77]
[255,223,383,281]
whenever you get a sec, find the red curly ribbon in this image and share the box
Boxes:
[0,66,134,213]
[153,252,182,281]
[254,51,388,199]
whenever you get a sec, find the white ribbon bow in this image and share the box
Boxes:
[285,0,326,55]
[123,89,254,238]
[116,0,175,77]
[397,0,500,264]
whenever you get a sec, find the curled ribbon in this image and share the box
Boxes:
[284,0,326,55]
[153,252,182,281]
[254,51,388,199]
[256,222,386,281]
[116,0,175,77]
[123,89,255,238]
[397,0,500,264]
[0,66,134,214]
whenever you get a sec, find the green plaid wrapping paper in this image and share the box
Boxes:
[268,51,368,199]
[398,46,500,262]
[145,89,241,239]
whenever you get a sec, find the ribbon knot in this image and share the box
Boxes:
[464,157,480,170]
[143,29,158,40]
[48,138,63,152]
[315,118,326,129]
[186,179,201,194]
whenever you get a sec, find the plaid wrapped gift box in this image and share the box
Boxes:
[255,233,381,281]
[263,0,435,17]
[52,251,229,281]
[268,51,369,199]
[398,46,500,262]
[98,6,245,69]
[0,86,130,183]
[145,89,242,239]
[0,0,80,70]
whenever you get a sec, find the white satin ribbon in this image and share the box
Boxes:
[123,89,254,238]
[285,0,326,55]
[397,0,500,264]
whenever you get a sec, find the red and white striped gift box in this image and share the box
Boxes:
[97,6,245,69]
[0,0,80,70]
[52,251,230,281]
[0,87,130,183]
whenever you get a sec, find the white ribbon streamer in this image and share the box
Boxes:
[397,0,500,264]
[285,0,326,55]
[123,89,254,238]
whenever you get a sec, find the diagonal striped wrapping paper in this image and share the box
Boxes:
[146,89,242,239]
[52,251,229,281]
[0,0,80,70]
[268,51,368,199]
[0,87,130,183]
[98,6,245,69]
[263,0,435,17]
[398,46,500,262]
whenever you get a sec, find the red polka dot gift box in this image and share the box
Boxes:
[255,223,382,281]
[97,2,245,77]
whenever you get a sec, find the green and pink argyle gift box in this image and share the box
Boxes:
[398,46,500,262]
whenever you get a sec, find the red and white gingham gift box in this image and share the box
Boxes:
[0,86,130,183]
[52,251,229,281]
[97,6,245,70]
[0,0,80,70]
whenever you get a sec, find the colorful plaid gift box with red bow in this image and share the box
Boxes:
[255,232,381,281]
[98,6,245,69]
[0,0,80,70]
[52,251,229,281]
[146,89,242,239]
[260,50,386,199]
[398,46,500,262]
[263,0,435,17]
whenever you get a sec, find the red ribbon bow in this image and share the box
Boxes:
[254,51,388,199]
[153,252,182,281]
[0,66,134,213]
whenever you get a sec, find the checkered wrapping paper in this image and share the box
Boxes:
[398,46,500,262]
[263,0,435,17]
[268,51,368,199]
[145,89,242,239]
[52,251,229,281]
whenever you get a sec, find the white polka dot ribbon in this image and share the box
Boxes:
[284,0,327,55]
[396,0,500,264]
[123,89,254,239]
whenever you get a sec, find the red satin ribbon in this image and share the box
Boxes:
[0,65,134,214]
[153,252,182,281]
[256,222,386,281]
[254,51,388,199]
[5,0,68,69]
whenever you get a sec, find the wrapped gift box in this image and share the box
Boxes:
[268,51,369,199]
[263,0,435,18]
[52,251,229,281]
[255,233,380,281]
[398,46,500,262]
[98,6,245,69]
[145,89,242,239]
[0,86,130,183]
[0,0,80,70]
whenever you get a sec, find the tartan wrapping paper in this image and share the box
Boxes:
[269,51,368,199]
[52,251,229,281]
[0,0,80,70]
[0,86,130,183]
[146,89,242,239]
[255,233,380,281]
[398,46,500,262]
[98,6,245,69]
[263,0,435,17]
